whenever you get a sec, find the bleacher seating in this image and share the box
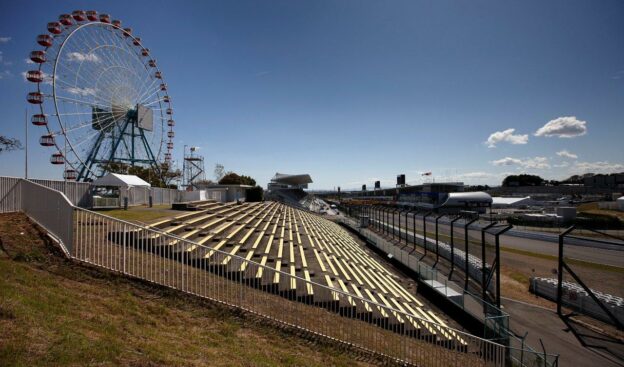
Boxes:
[111,201,465,346]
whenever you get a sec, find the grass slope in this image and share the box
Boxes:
[0,213,372,367]
[94,205,180,223]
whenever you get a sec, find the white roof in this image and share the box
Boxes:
[271,173,313,185]
[492,197,532,205]
[441,191,492,206]
[92,173,151,187]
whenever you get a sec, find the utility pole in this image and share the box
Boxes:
[25,109,28,179]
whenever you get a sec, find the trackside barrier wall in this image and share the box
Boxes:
[3,178,506,367]
[530,277,624,326]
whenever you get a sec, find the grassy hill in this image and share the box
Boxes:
[0,213,374,367]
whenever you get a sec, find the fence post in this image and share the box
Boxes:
[123,223,127,274]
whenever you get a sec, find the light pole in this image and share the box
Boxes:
[24,109,28,179]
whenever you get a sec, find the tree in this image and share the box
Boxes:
[239,175,256,186]
[193,179,214,188]
[502,174,544,187]
[0,135,22,154]
[246,186,264,202]
[214,163,225,181]
[218,172,242,185]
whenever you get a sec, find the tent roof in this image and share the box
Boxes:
[92,173,151,187]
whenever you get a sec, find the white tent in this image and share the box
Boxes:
[92,173,151,188]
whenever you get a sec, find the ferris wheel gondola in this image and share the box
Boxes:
[26,10,175,181]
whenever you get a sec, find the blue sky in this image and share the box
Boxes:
[0,0,622,189]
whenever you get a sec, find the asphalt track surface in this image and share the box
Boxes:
[369,211,624,268]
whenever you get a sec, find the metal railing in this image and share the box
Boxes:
[337,210,560,367]
[0,176,181,210]
[0,176,21,213]
[2,178,74,254]
[71,207,505,366]
[4,177,507,366]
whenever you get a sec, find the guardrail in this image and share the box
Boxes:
[3,178,507,366]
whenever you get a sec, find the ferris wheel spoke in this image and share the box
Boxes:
[55,95,112,110]
[142,97,167,107]
[138,85,164,106]
[56,88,116,111]
[52,113,117,136]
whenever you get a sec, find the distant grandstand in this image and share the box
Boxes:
[268,173,313,190]
[267,173,314,207]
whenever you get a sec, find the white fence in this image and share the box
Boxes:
[1,178,507,367]
[118,186,181,207]
[29,178,92,208]
[0,176,182,209]
[1,178,74,254]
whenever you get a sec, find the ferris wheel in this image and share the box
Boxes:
[26,10,175,182]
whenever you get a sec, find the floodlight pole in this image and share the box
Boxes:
[24,109,28,179]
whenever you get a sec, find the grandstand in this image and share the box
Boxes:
[268,173,313,190]
[115,200,465,345]
[266,172,314,207]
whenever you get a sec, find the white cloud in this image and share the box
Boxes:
[0,36,10,43]
[66,86,97,96]
[485,128,529,148]
[553,162,570,168]
[67,52,100,63]
[534,116,587,138]
[556,150,578,159]
[0,70,12,79]
[572,161,624,174]
[491,157,522,166]
[491,156,550,169]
